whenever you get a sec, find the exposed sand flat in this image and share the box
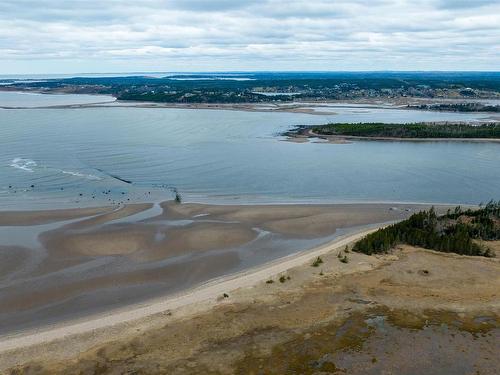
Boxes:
[0,227,379,369]
[60,203,153,229]
[41,223,158,257]
[0,206,114,226]
[42,221,258,261]
[160,202,428,237]
[1,240,498,374]
[0,201,456,372]
[0,246,31,279]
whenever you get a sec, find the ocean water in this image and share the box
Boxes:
[0,92,499,209]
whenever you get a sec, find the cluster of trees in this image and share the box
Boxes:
[117,90,297,103]
[409,103,500,113]
[312,122,500,139]
[353,202,500,257]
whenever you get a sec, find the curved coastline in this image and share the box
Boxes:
[0,225,379,357]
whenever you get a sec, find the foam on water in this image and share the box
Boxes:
[9,158,103,182]
[60,170,102,181]
[10,158,37,172]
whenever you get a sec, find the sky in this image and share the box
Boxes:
[0,0,499,74]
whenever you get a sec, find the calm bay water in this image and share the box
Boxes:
[0,92,499,209]
[0,91,115,108]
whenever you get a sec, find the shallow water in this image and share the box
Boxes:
[0,91,115,108]
[0,93,498,209]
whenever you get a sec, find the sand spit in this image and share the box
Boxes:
[0,206,114,226]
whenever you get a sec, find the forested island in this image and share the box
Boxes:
[408,102,499,113]
[303,122,500,139]
[354,201,500,257]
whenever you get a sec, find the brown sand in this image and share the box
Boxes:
[0,206,114,226]
[60,203,153,229]
[0,202,424,341]
[1,201,479,374]
[1,241,498,374]
[160,201,426,237]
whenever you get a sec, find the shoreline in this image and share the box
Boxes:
[0,201,497,372]
[286,127,500,143]
[1,221,498,373]
[0,89,498,119]
[0,202,429,338]
[0,226,379,356]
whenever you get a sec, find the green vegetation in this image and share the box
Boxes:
[409,103,500,113]
[353,201,500,257]
[311,122,500,139]
[312,256,323,267]
[279,275,291,283]
[266,279,274,284]
[337,251,349,263]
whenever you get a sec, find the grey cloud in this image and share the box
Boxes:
[0,0,498,72]
[166,0,266,12]
[436,0,499,9]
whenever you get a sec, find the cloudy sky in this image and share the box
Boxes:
[1,0,499,74]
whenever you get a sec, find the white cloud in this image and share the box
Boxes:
[0,0,498,73]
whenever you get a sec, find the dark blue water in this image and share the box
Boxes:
[0,93,499,209]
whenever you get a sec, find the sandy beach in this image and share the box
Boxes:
[0,202,426,337]
[1,201,498,374]
[1,230,498,373]
[0,201,454,367]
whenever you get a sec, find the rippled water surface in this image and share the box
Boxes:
[1,92,499,208]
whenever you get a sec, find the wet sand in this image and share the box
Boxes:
[1,239,498,374]
[0,201,428,340]
[0,206,114,226]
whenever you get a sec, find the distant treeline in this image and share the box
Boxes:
[117,90,292,103]
[3,72,500,104]
[311,122,500,139]
[353,201,500,257]
[408,103,500,113]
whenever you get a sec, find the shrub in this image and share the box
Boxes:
[279,275,287,283]
[312,256,323,267]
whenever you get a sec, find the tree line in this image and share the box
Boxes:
[312,122,500,139]
[353,201,500,257]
